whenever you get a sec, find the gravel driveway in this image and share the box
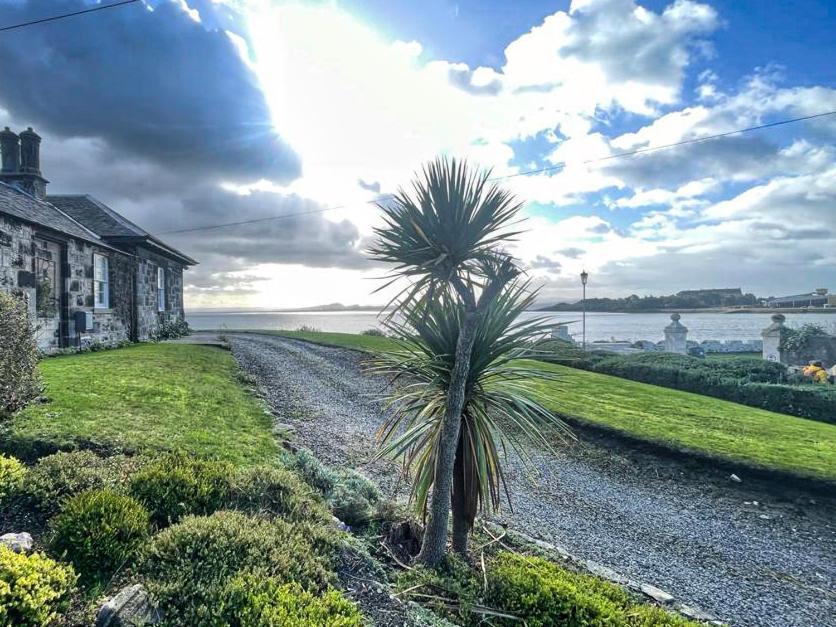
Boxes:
[229,333,836,627]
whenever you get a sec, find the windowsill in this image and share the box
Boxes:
[93,308,113,314]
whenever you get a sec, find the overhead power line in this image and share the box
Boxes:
[493,109,836,180]
[0,0,141,33]
[159,108,835,236]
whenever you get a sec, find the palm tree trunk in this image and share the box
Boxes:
[451,428,475,557]
[416,310,479,566]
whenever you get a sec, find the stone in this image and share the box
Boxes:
[0,532,33,553]
[96,584,161,627]
[729,473,742,483]
[640,583,675,605]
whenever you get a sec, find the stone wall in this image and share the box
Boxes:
[135,248,186,341]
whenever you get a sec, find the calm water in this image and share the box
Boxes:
[187,309,836,343]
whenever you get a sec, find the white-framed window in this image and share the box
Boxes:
[93,254,109,309]
[157,266,166,312]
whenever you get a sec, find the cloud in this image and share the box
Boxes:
[0,0,299,184]
[558,247,586,258]
[529,255,563,272]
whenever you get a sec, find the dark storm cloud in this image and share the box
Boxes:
[0,0,299,184]
[171,187,368,270]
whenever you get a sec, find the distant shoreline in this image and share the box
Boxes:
[537,307,836,314]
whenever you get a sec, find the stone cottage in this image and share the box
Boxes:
[0,127,196,352]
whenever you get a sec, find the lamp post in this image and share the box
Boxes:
[580,269,588,350]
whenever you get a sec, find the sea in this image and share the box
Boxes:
[186,310,836,344]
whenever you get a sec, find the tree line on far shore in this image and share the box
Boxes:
[541,290,759,312]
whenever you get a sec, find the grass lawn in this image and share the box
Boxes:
[3,343,280,466]
[267,330,836,482]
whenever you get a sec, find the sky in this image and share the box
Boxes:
[0,0,833,308]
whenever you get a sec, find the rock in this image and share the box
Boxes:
[640,583,675,605]
[729,473,742,483]
[96,584,161,627]
[0,532,33,553]
[677,603,719,622]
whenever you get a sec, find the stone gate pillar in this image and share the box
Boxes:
[664,313,688,354]
[761,313,786,362]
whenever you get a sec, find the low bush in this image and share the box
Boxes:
[129,453,234,526]
[486,552,697,626]
[222,574,363,626]
[360,328,386,337]
[49,489,150,585]
[140,511,338,625]
[542,348,835,423]
[150,317,190,341]
[22,450,143,515]
[281,448,338,495]
[0,545,77,626]
[0,454,25,501]
[231,465,330,523]
[0,290,43,417]
[329,470,381,527]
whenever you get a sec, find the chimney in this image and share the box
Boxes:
[0,127,20,173]
[0,126,48,198]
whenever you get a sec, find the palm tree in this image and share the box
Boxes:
[369,158,569,563]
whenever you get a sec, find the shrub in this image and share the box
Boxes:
[486,552,697,626]
[49,489,150,585]
[231,465,330,523]
[140,511,338,625]
[129,453,234,526]
[0,546,77,626]
[222,574,363,627]
[329,470,381,527]
[22,451,143,515]
[0,454,26,501]
[0,290,43,417]
[397,556,481,624]
[150,317,190,341]
[281,448,338,495]
[360,328,386,337]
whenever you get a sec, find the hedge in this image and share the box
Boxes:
[542,347,835,424]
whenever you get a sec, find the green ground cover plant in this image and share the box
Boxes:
[0,546,77,626]
[129,453,235,526]
[222,575,363,627]
[21,450,143,515]
[270,330,836,482]
[486,552,698,626]
[140,510,339,625]
[48,489,150,585]
[3,343,280,465]
[0,453,25,501]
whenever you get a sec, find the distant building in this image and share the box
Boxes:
[767,288,832,308]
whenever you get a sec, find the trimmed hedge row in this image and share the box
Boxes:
[543,346,836,424]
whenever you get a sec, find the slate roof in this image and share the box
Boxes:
[48,194,197,265]
[0,182,114,249]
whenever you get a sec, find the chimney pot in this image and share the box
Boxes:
[0,127,20,173]
[19,127,41,175]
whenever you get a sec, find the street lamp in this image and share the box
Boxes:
[580,269,589,350]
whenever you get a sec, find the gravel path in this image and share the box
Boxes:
[229,333,836,627]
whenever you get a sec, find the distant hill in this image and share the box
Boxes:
[540,288,759,312]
